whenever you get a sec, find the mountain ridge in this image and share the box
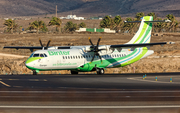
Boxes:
[0,0,180,17]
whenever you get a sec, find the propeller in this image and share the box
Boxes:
[39,38,51,49]
[88,37,105,63]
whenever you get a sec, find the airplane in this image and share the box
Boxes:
[4,16,174,75]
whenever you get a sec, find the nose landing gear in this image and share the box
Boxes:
[33,70,37,75]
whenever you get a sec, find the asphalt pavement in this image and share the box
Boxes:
[0,73,180,113]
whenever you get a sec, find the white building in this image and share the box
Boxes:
[59,15,85,20]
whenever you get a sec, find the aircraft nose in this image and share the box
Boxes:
[25,58,36,69]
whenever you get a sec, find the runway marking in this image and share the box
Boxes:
[0,81,11,87]
[127,77,180,84]
[0,79,47,82]
[1,90,180,93]
[29,79,39,81]
[0,105,180,109]
[13,86,23,88]
[9,79,19,81]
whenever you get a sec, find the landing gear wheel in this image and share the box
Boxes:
[71,70,78,74]
[96,68,104,75]
[33,70,37,75]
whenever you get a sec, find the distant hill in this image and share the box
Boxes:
[1,0,180,17]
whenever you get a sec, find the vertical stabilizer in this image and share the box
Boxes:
[126,16,153,44]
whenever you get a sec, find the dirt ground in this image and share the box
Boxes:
[0,32,180,74]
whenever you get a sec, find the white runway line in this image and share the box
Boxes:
[0,105,180,109]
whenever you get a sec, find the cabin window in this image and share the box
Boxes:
[81,56,83,59]
[70,56,72,59]
[73,56,75,59]
[76,56,78,59]
[65,56,67,59]
[78,56,80,59]
[115,55,116,57]
[68,56,70,59]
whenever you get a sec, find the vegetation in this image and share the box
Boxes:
[122,18,136,33]
[63,21,78,33]
[3,19,18,33]
[113,15,123,32]
[27,20,47,33]
[2,12,180,34]
[99,12,180,34]
[100,15,113,28]
[48,17,62,33]
[78,22,86,28]
[135,12,145,20]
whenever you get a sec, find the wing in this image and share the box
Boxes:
[3,46,44,52]
[110,42,175,48]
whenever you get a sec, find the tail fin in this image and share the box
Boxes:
[126,16,153,44]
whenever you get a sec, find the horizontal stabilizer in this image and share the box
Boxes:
[110,42,175,48]
[124,20,171,23]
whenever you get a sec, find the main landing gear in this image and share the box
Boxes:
[96,68,105,75]
[71,70,79,74]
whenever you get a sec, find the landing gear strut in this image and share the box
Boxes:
[96,68,104,75]
[33,70,37,75]
[71,70,78,74]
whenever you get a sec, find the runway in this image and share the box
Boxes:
[0,73,180,89]
[0,73,180,113]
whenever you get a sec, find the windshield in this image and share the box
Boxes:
[33,54,40,57]
[29,53,34,57]
[30,53,48,58]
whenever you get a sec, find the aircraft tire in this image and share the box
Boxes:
[100,68,104,74]
[96,68,104,75]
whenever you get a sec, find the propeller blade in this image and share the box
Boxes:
[90,53,96,63]
[97,53,103,63]
[88,37,94,48]
[39,38,43,47]
[46,39,51,49]
[96,37,102,50]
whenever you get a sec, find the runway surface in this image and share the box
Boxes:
[0,73,180,113]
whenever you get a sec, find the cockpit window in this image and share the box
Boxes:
[30,53,34,58]
[40,54,44,57]
[44,54,47,57]
[30,53,48,57]
[33,54,40,57]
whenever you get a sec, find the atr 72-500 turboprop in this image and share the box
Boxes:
[4,16,174,75]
